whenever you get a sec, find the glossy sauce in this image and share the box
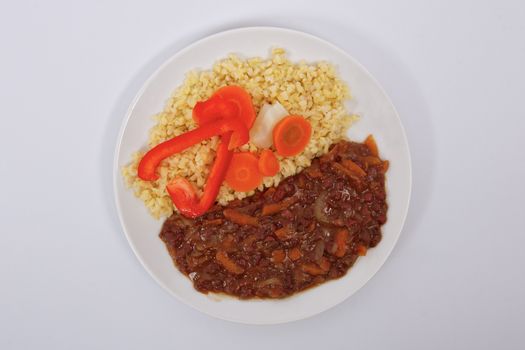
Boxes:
[160,140,388,299]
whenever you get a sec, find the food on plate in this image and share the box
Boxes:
[139,85,257,216]
[122,48,389,299]
[122,48,354,219]
[159,140,388,299]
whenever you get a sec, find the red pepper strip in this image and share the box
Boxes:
[137,118,248,181]
[161,86,255,216]
[167,133,233,218]
[193,95,239,125]
[192,85,256,129]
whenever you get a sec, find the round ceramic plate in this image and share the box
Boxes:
[113,27,411,324]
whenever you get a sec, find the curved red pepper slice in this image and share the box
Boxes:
[193,95,239,125]
[166,132,233,218]
[137,118,247,181]
[193,85,256,129]
[165,87,255,217]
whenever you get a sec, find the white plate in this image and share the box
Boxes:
[113,27,411,324]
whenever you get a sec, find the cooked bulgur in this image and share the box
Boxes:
[122,48,355,219]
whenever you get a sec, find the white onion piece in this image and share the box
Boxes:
[249,102,289,148]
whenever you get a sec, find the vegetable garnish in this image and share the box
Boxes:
[192,95,239,125]
[137,118,248,181]
[140,85,257,217]
[161,85,255,217]
[258,149,280,177]
[166,133,234,218]
[223,208,258,226]
[225,152,263,192]
[193,85,256,129]
[364,134,378,157]
[272,115,312,157]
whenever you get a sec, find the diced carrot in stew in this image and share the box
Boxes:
[263,187,276,198]
[261,203,283,216]
[215,251,244,274]
[261,196,298,216]
[305,166,323,178]
[332,162,362,182]
[271,249,286,263]
[319,257,331,272]
[341,159,366,177]
[241,234,258,249]
[301,263,328,276]
[288,247,302,261]
[275,226,293,240]
[365,135,379,157]
[360,155,383,166]
[334,229,349,257]
[204,218,223,226]
[357,244,368,256]
[223,208,258,226]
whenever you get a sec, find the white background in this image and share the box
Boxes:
[1,0,524,349]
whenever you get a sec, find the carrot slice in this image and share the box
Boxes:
[319,257,331,272]
[288,247,302,261]
[332,163,362,182]
[301,263,327,276]
[273,115,312,157]
[225,152,263,192]
[356,244,368,256]
[204,218,223,226]
[275,226,293,240]
[364,135,379,157]
[261,196,298,216]
[258,149,280,177]
[341,159,366,178]
[334,229,349,257]
[223,208,258,226]
[271,249,286,263]
[360,155,383,166]
[215,251,244,274]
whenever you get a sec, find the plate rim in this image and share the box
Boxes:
[113,26,412,324]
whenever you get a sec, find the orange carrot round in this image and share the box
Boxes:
[225,152,263,192]
[273,115,312,157]
[258,149,280,176]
